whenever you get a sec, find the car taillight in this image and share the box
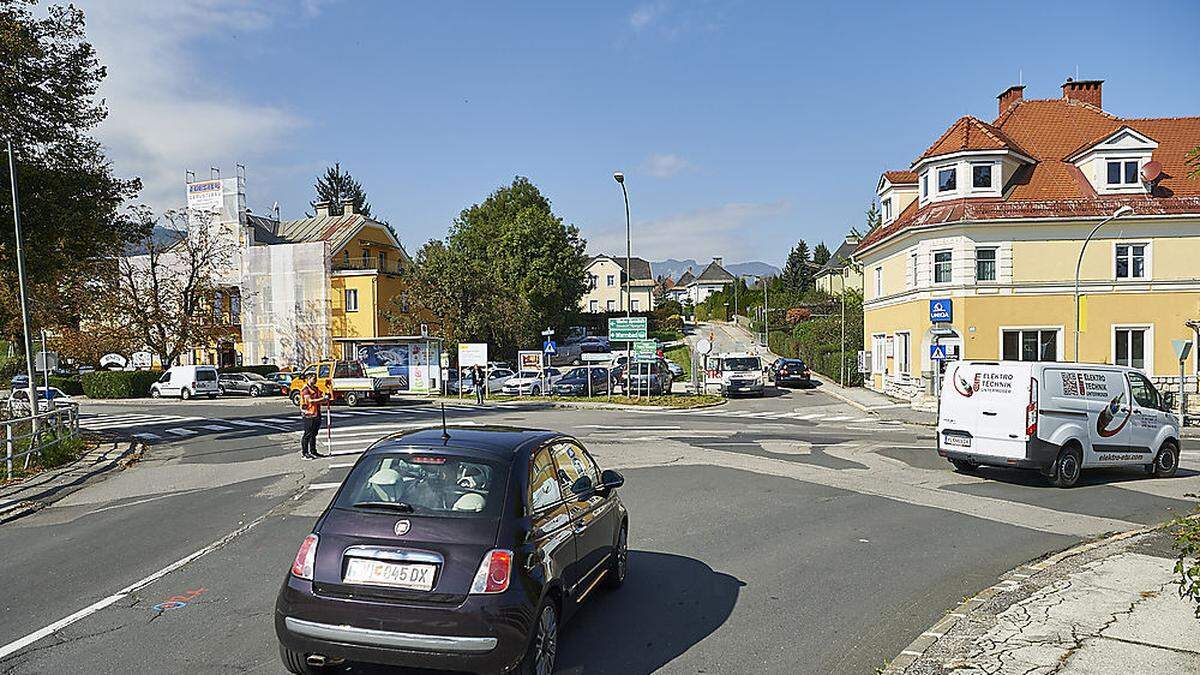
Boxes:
[470,549,512,594]
[291,534,318,580]
[1026,377,1038,437]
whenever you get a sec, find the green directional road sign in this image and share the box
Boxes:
[632,340,657,361]
[608,316,648,341]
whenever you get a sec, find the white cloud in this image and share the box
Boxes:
[641,153,691,178]
[629,1,668,30]
[585,200,791,262]
[75,0,308,212]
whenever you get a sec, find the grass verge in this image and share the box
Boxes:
[1,431,89,484]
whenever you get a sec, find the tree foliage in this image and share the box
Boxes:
[812,242,831,267]
[865,201,881,231]
[313,162,371,217]
[781,240,812,292]
[395,177,588,357]
[0,0,143,341]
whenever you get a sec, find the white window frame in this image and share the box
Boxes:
[344,288,359,313]
[873,266,883,298]
[936,166,957,194]
[1112,324,1154,374]
[630,298,640,312]
[606,299,616,312]
[588,300,598,312]
[906,251,917,289]
[1105,158,1141,186]
[1113,241,1150,280]
[871,334,887,374]
[970,163,994,190]
[606,274,616,287]
[998,326,1064,362]
[895,331,911,376]
[920,173,928,199]
[881,198,892,222]
[975,246,998,283]
[932,249,952,285]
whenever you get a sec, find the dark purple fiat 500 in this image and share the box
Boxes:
[275,426,628,674]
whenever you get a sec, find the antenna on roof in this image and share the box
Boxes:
[1075,64,1079,80]
[440,403,450,442]
[1018,68,1023,86]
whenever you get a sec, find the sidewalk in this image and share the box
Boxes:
[810,373,937,426]
[889,525,1200,674]
[0,440,141,522]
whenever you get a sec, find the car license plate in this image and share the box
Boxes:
[343,559,436,591]
[943,434,971,448]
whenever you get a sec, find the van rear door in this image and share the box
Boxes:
[938,361,1032,461]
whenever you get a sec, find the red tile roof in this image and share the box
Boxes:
[881,170,918,185]
[857,97,1200,253]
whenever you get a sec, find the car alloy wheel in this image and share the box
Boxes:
[606,525,627,589]
[533,604,557,675]
[250,385,260,397]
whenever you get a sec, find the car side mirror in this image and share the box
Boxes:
[571,474,596,499]
[600,469,624,491]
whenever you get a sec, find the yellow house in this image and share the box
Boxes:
[814,236,864,296]
[580,255,654,313]
[857,79,1200,402]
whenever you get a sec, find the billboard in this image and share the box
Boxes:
[518,351,543,372]
[186,179,224,212]
[356,344,410,389]
[458,343,488,368]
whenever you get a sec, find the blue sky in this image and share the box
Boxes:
[79,0,1200,266]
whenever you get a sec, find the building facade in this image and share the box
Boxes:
[857,80,1200,402]
[814,236,863,296]
[580,255,654,313]
[686,257,737,304]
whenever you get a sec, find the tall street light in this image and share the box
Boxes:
[7,139,38,430]
[1074,205,1134,362]
[613,172,631,320]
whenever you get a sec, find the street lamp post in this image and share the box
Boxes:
[7,139,38,431]
[1074,206,1133,362]
[614,172,632,394]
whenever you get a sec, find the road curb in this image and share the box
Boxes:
[881,516,1194,673]
[430,398,728,412]
[0,441,145,524]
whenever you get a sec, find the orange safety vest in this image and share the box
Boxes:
[299,384,324,418]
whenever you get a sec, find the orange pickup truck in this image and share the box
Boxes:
[287,360,404,407]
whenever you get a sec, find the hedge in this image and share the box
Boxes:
[81,370,161,399]
[218,365,280,376]
[49,375,84,396]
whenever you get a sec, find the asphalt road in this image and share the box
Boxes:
[1,381,1197,674]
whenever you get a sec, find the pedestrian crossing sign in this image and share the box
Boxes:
[930,344,948,361]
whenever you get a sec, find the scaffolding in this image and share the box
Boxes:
[240,241,331,368]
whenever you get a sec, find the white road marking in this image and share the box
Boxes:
[329,462,355,469]
[0,507,274,661]
[308,482,342,490]
[825,415,855,421]
[165,428,197,437]
[226,419,271,427]
[198,424,232,431]
[260,418,295,424]
[133,432,161,440]
[579,425,681,430]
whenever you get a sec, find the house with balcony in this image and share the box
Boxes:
[580,255,654,313]
[857,78,1200,402]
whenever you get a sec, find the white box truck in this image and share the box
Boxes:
[937,361,1181,487]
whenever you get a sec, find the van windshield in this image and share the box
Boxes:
[723,357,760,372]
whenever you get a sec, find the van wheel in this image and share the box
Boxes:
[1152,441,1179,478]
[180,388,192,400]
[150,388,161,399]
[1051,445,1083,488]
[949,458,978,473]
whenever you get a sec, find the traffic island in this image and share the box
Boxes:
[886,521,1200,674]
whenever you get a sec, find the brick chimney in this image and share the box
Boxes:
[1061,78,1103,109]
[341,198,355,216]
[313,200,332,217]
[712,257,723,268]
[997,85,1025,115]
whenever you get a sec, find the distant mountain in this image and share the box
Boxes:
[651,258,780,281]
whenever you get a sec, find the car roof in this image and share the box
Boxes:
[364,425,561,460]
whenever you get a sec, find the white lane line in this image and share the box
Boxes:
[793,413,824,420]
[0,507,274,661]
[578,425,681,430]
[329,462,356,469]
[226,419,271,427]
[260,418,295,424]
[825,415,855,422]
[308,482,342,490]
[164,428,196,437]
[199,424,232,432]
[328,448,366,456]
[133,432,161,440]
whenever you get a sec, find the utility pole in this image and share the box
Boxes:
[7,140,38,431]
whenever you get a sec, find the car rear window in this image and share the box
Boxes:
[196,369,217,381]
[334,453,508,518]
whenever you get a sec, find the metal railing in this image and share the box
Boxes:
[3,403,80,480]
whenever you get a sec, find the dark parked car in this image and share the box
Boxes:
[625,358,672,396]
[771,358,812,387]
[275,426,628,675]
[552,366,611,396]
[218,372,281,396]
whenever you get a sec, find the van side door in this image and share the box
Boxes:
[158,369,177,396]
[1083,370,1134,465]
[1126,372,1166,459]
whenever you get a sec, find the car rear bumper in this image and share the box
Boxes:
[275,577,530,674]
[937,433,1059,472]
[775,374,810,385]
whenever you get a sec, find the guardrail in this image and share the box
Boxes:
[2,403,80,480]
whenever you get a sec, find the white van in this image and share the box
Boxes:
[150,365,220,400]
[937,361,1181,487]
[705,352,766,397]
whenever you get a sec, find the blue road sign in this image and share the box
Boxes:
[929,298,953,323]
[930,344,948,361]
[543,340,557,355]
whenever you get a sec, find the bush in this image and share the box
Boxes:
[81,370,161,398]
[219,365,280,376]
[48,375,84,396]
[1172,511,1200,618]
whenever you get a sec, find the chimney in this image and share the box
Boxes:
[1061,78,1103,109]
[341,198,355,216]
[313,200,332,218]
[997,85,1025,115]
[713,256,723,267]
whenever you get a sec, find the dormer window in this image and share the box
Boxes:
[1106,160,1139,186]
[882,198,893,222]
[937,167,956,193]
[921,174,928,198]
[972,164,993,189]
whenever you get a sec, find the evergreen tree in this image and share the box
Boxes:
[812,242,832,267]
[781,240,812,291]
[313,162,372,217]
[866,201,881,231]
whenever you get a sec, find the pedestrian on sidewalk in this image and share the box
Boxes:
[471,364,485,405]
[299,373,329,459]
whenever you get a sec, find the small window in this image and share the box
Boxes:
[589,300,598,312]
[882,198,892,222]
[317,363,332,378]
[1124,160,1139,184]
[907,251,917,289]
[345,288,359,312]
[873,266,883,297]
[550,442,600,502]
[1114,328,1147,370]
[1002,329,1058,362]
[933,250,952,284]
[606,300,616,312]
[1115,244,1147,279]
[937,167,956,192]
[378,251,387,271]
[606,274,615,287]
[342,250,350,266]
[528,447,563,513]
[631,298,640,311]
[1107,160,1140,186]
[975,247,997,282]
[972,164,992,189]
[921,174,928,198]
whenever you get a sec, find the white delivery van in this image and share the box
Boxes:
[150,365,220,400]
[937,361,1181,487]
[704,352,766,397]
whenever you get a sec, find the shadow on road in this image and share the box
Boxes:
[965,464,1198,488]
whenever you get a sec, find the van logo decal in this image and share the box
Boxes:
[394,519,411,536]
[951,367,977,397]
[1096,394,1131,438]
